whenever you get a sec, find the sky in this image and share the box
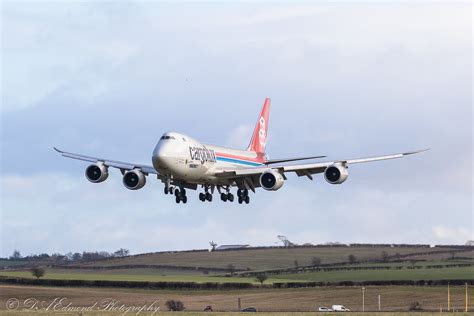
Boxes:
[0,1,472,257]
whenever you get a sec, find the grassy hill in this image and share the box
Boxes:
[1,246,472,285]
[76,246,471,271]
[1,265,472,284]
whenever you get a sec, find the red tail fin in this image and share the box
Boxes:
[247,98,270,154]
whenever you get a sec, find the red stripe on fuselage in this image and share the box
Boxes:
[216,152,265,163]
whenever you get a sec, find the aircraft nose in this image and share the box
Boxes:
[152,142,173,170]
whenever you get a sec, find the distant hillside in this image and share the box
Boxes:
[2,245,472,286]
[76,245,473,271]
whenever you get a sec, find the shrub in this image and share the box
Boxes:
[227,263,236,275]
[409,301,422,311]
[348,254,357,264]
[311,257,322,266]
[30,267,45,279]
[165,300,185,311]
[255,274,268,285]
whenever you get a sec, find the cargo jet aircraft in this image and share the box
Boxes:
[55,98,427,204]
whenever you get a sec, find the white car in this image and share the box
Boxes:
[318,307,333,312]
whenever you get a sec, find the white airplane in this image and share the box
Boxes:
[55,98,427,204]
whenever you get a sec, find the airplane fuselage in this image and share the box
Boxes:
[152,132,264,185]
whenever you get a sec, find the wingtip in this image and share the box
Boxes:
[53,147,62,153]
[404,148,430,156]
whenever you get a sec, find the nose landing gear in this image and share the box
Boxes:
[164,186,175,195]
[164,178,175,195]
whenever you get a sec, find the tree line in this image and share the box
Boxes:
[1,276,472,289]
[4,248,130,263]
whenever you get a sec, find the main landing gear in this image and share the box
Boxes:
[199,192,213,202]
[199,186,213,202]
[174,188,187,204]
[237,189,250,204]
[220,192,234,202]
[165,183,249,204]
[220,186,234,202]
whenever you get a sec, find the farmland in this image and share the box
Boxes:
[74,246,471,270]
[0,269,283,283]
[1,284,472,312]
[1,246,473,284]
[271,266,474,282]
[0,265,472,283]
[1,245,472,313]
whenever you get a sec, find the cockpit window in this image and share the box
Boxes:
[160,135,175,140]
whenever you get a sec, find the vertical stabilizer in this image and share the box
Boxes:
[247,98,270,154]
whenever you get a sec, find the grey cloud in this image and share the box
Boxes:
[1,2,471,256]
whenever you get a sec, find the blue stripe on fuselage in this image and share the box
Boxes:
[216,156,263,167]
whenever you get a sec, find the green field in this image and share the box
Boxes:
[1,264,472,283]
[1,246,473,285]
[2,246,472,313]
[272,266,474,282]
[0,269,283,283]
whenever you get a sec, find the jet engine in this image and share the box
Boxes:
[123,169,146,190]
[259,169,285,191]
[85,163,108,183]
[324,163,349,184]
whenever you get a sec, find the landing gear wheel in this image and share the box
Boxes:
[169,187,174,195]
[199,193,206,201]
[221,193,227,202]
[237,189,242,197]
[238,196,243,204]
[175,196,181,204]
[174,189,180,197]
[181,188,186,196]
[227,193,234,202]
[182,195,187,204]
[164,187,169,195]
[206,192,213,202]
[245,195,250,204]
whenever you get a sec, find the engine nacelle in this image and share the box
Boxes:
[85,163,108,183]
[324,163,349,184]
[259,169,285,191]
[123,169,146,190]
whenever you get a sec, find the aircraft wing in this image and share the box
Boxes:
[53,147,158,175]
[215,149,428,190]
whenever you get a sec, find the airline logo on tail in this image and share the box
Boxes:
[259,116,266,148]
[248,98,271,154]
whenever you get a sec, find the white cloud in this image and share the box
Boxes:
[432,225,473,244]
[0,2,471,256]
[225,124,253,149]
